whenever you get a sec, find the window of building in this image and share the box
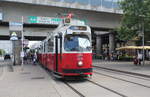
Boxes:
[64,0,75,3]
[102,0,113,9]
[76,0,89,5]
[91,0,101,6]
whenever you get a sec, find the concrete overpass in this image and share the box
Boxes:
[0,1,121,39]
[0,0,122,65]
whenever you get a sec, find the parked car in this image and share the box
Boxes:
[4,54,11,60]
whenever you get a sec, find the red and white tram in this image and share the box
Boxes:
[38,18,93,78]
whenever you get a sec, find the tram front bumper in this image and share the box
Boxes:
[62,68,92,75]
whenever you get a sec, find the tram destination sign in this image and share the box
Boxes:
[28,16,62,25]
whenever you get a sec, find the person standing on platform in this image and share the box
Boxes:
[148,51,150,60]
[33,52,37,65]
[137,53,142,65]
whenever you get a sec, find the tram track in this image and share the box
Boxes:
[44,66,128,97]
[87,79,128,97]
[94,71,150,89]
[94,66,150,79]
[42,64,150,97]
[46,69,126,97]
[42,66,85,97]
[63,79,127,97]
[89,71,150,97]
[62,81,86,97]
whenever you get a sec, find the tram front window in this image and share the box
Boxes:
[64,34,91,52]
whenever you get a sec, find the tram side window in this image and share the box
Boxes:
[48,39,54,52]
[44,42,47,53]
[40,45,43,53]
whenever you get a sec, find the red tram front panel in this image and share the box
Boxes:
[46,53,92,76]
[60,53,92,76]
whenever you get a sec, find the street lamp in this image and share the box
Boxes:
[142,23,145,66]
[139,15,145,66]
[21,16,24,70]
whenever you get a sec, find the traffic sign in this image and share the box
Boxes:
[10,36,18,41]
[11,32,17,37]
[9,22,23,31]
[10,31,22,38]
[23,39,29,46]
[9,22,23,26]
[10,31,18,41]
[28,16,62,24]
[20,51,24,58]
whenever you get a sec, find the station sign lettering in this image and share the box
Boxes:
[28,16,62,25]
[28,16,87,25]
[9,22,23,31]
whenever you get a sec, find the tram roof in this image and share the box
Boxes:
[44,19,91,40]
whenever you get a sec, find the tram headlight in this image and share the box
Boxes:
[78,61,83,66]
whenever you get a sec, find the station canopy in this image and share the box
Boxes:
[116,46,150,50]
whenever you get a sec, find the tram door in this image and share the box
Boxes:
[55,34,62,72]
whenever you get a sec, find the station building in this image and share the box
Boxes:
[0,0,122,64]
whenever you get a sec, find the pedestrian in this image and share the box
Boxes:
[23,52,27,64]
[33,52,37,65]
[137,53,142,65]
[133,55,138,65]
[149,51,150,60]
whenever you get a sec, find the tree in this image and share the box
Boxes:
[0,49,5,56]
[117,0,150,43]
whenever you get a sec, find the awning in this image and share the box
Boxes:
[116,46,150,50]
[138,46,150,49]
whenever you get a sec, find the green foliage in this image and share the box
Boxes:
[117,0,150,42]
[116,26,136,41]
[118,55,133,61]
[94,55,103,59]
[0,49,5,55]
[0,50,2,55]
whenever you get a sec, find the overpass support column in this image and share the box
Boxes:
[13,40,21,65]
[96,35,102,55]
[109,33,115,54]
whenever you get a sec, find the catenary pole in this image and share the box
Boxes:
[21,16,24,70]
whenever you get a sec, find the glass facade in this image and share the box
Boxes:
[62,0,121,9]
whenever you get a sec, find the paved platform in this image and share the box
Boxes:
[0,60,11,77]
[1,60,150,97]
[0,62,76,97]
[93,60,150,76]
[0,56,4,61]
[0,67,2,77]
